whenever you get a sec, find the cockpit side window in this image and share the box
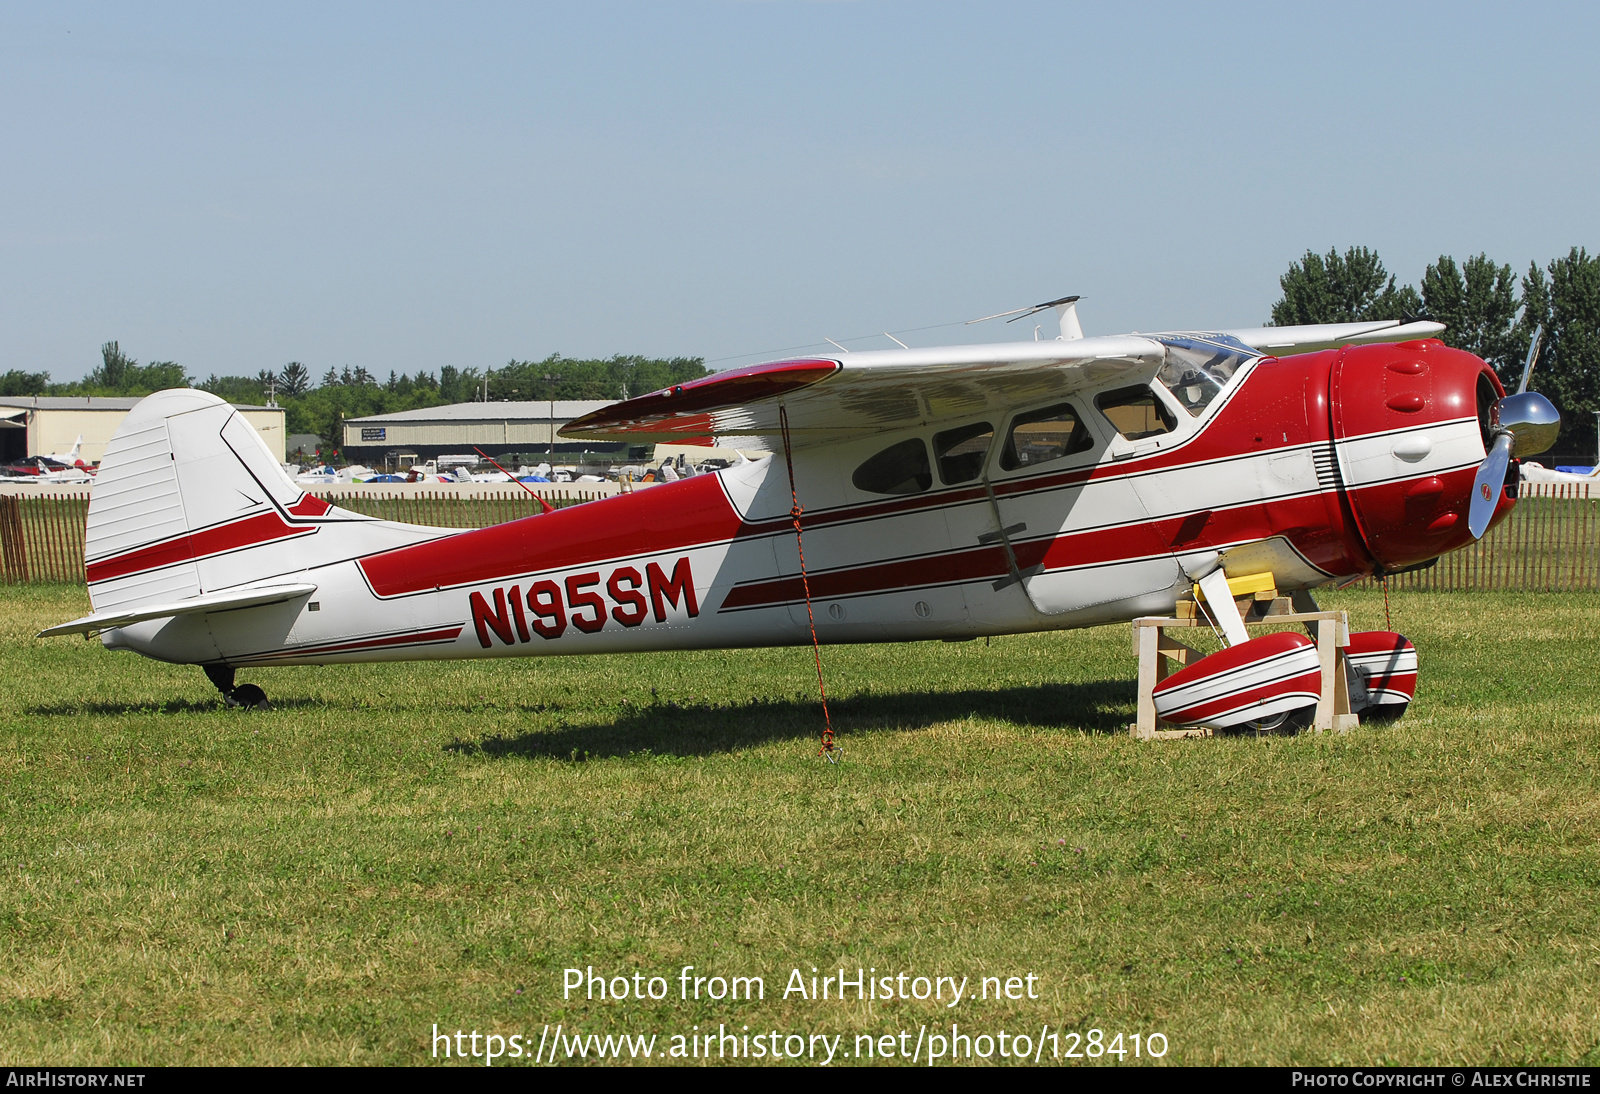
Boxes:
[999,403,1093,471]
[1154,334,1257,416]
[852,438,932,496]
[933,422,994,485]
[1095,386,1177,441]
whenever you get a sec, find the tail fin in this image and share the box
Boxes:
[86,389,444,613]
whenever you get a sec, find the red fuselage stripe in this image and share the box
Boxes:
[356,473,745,598]
[239,625,465,661]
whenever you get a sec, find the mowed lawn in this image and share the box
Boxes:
[1,584,1597,1066]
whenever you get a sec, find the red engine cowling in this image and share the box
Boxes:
[1329,340,1513,572]
[1153,632,1321,730]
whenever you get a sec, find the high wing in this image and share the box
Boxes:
[562,336,1164,447]
[561,319,1445,447]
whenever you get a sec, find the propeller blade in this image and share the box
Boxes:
[1468,432,1514,539]
[1516,325,1543,394]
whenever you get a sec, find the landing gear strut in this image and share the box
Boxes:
[203,664,271,711]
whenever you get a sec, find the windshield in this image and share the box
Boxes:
[1154,334,1259,416]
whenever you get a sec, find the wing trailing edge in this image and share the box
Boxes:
[1220,319,1446,355]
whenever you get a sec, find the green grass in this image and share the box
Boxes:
[2,585,1598,1065]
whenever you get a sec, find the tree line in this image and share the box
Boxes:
[1272,246,1600,460]
[0,347,709,454]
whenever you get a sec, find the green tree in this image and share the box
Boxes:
[1420,254,1522,379]
[0,370,51,396]
[1520,248,1600,461]
[197,374,272,403]
[92,341,134,389]
[487,354,707,402]
[83,342,191,395]
[279,362,311,398]
[1270,246,1421,326]
[438,365,481,403]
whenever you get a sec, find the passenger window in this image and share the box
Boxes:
[1000,403,1093,471]
[1095,386,1177,441]
[934,422,994,485]
[852,438,932,496]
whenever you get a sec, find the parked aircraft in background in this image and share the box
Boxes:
[41,436,94,470]
[39,303,1558,732]
[0,457,94,484]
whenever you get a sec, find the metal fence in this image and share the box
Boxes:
[2,483,1598,590]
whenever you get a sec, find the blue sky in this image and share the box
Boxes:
[3,2,1596,382]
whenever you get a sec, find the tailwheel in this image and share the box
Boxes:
[225,684,271,711]
[204,665,271,711]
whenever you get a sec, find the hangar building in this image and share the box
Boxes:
[0,397,287,465]
[341,401,644,466]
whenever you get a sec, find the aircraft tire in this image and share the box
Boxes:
[226,684,271,712]
[1227,704,1316,737]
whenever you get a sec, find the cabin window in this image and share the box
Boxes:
[1000,403,1093,471]
[933,422,994,485]
[1095,386,1177,441]
[852,438,932,496]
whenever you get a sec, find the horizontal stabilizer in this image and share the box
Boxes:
[38,583,318,638]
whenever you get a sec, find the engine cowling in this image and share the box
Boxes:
[1327,340,1515,571]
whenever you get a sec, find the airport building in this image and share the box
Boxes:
[340,401,646,467]
[0,397,287,465]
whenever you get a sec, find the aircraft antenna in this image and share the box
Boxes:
[965,294,1080,325]
[777,404,839,763]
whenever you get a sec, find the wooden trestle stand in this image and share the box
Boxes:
[1130,577,1360,740]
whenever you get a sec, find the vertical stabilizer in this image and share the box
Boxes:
[85,389,445,615]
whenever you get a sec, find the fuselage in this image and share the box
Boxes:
[97,339,1508,668]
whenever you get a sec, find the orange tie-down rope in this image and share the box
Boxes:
[473,447,555,513]
[778,405,838,762]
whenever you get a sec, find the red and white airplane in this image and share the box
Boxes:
[40,303,1559,729]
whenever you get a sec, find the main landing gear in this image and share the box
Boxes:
[203,664,271,711]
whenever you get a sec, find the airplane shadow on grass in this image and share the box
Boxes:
[26,696,328,716]
[445,679,1136,761]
